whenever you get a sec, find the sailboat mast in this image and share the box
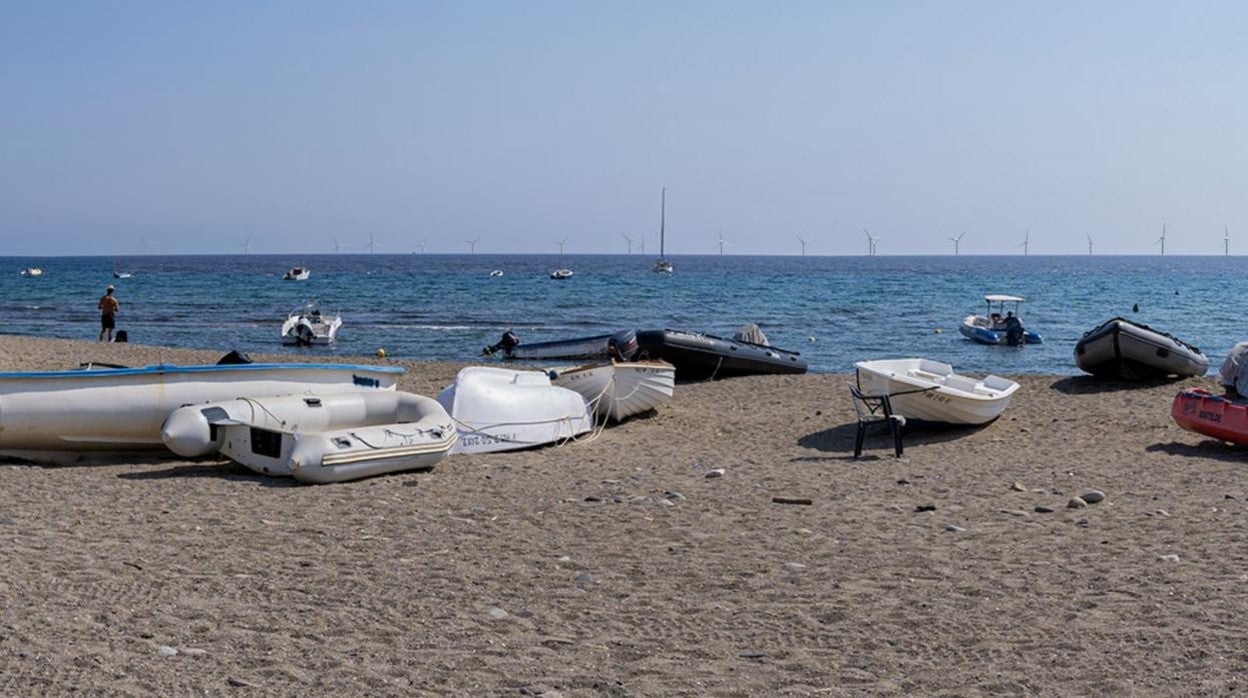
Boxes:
[660,187,666,257]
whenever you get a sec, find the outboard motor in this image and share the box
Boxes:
[483,330,521,357]
[607,329,640,361]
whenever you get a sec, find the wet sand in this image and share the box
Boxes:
[0,334,1244,695]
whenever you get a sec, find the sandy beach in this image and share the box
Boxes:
[1,333,1245,695]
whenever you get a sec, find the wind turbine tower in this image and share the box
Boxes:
[1224,226,1230,256]
[364,233,382,254]
[620,233,633,254]
[238,236,253,254]
[716,233,727,255]
[1018,230,1029,255]
[947,233,966,255]
[863,228,880,255]
[332,237,342,253]
[1156,223,1166,256]
[555,237,567,255]
[140,237,152,255]
[1086,234,1094,255]
[796,236,808,256]
[465,238,479,254]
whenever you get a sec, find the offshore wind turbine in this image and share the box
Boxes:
[332,237,342,253]
[1018,230,1029,255]
[620,233,633,254]
[639,238,646,255]
[1155,223,1166,256]
[555,237,567,255]
[1086,233,1094,255]
[414,240,427,254]
[1224,226,1230,256]
[863,228,880,255]
[716,233,727,255]
[238,236,253,254]
[364,233,382,254]
[796,236,808,256]
[140,237,152,255]
[465,238,479,254]
[947,233,965,255]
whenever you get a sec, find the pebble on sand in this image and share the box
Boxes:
[1035,505,1055,513]
[1159,554,1181,563]
[1010,482,1026,492]
[783,562,807,570]
[1081,490,1105,504]
[156,645,178,657]
[705,468,725,479]
[945,525,966,533]
[486,606,510,620]
[1068,497,1088,509]
[915,503,937,512]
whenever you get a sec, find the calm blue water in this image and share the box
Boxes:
[2,254,1240,375]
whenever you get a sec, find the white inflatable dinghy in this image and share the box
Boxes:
[437,366,593,454]
[162,391,455,483]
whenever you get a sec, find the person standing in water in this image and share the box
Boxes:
[98,285,119,341]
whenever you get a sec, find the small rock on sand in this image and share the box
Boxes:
[664,491,686,501]
[226,677,259,688]
[156,645,178,657]
[1001,509,1028,517]
[915,503,936,512]
[1010,482,1026,492]
[486,606,509,620]
[1159,554,1181,563]
[181,648,208,656]
[783,562,806,570]
[705,468,725,479]
[1035,505,1055,513]
[1081,490,1105,504]
[945,525,966,533]
[1068,497,1088,509]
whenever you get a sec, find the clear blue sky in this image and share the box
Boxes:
[3,1,1246,255]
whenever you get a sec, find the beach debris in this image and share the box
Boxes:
[1010,482,1026,492]
[945,524,966,533]
[486,606,510,620]
[156,645,178,657]
[739,650,769,659]
[602,479,621,485]
[1076,518,1090,527]
[1034,505,1055,513]
[664,491,686,501]
[181,648,208,656]
[784,562,807,570]
[705,468,725,479]
[574,571,595,584]
[1081,490,1105,504]
[1068,497,1088,509]
[227,677,260,688]
[1159,554,1181,563]
[1001,509,1028,517]
[897,478,910,485]
[1226,494,1237,500]
[915,503,937,512]
[375,348,387,358]
[402,480,419,487]
[772,496,813,506]
[583,496,602,503]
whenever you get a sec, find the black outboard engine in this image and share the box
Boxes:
[483,330,521,357]
[607,329,640,361]
[1004,317,1025,347]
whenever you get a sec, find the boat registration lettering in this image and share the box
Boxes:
[353,374,381,388]
[921,392,952,404]
[1199,410,1222,423]
[461,433,514,447]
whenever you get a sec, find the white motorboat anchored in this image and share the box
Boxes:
[490,270,504,277]
[437,366,592,454]
[163,391,455,483]
[550,268,574,280]
[281,301,342,345]
[0,360,402,460]
[653,187,673,274]
[854,358,1020,425]
[549,360,675,423]
[19,268,43,277]
[282,266,311,281]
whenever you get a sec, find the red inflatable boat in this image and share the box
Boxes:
[1171,388,1248,445]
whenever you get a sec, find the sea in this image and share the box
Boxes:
[3,254,1240,376]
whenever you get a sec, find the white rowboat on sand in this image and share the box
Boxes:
[853,358,1019,425]
[437,366,592,454]
[549,360,675,423]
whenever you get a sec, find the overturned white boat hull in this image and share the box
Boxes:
[0,362,401,457]
[549,361,675,422]
[854,358,1019,425]
[164,391,455,483]
[437,366,592,454]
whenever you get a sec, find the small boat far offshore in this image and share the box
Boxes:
[653,187,673,274]
[959,294,1042,346]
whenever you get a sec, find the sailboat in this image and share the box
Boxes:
[653,188,673,274]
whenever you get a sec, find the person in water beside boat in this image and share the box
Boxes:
[97,285,119,342]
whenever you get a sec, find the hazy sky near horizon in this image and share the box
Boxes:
[3,2,1247,256]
